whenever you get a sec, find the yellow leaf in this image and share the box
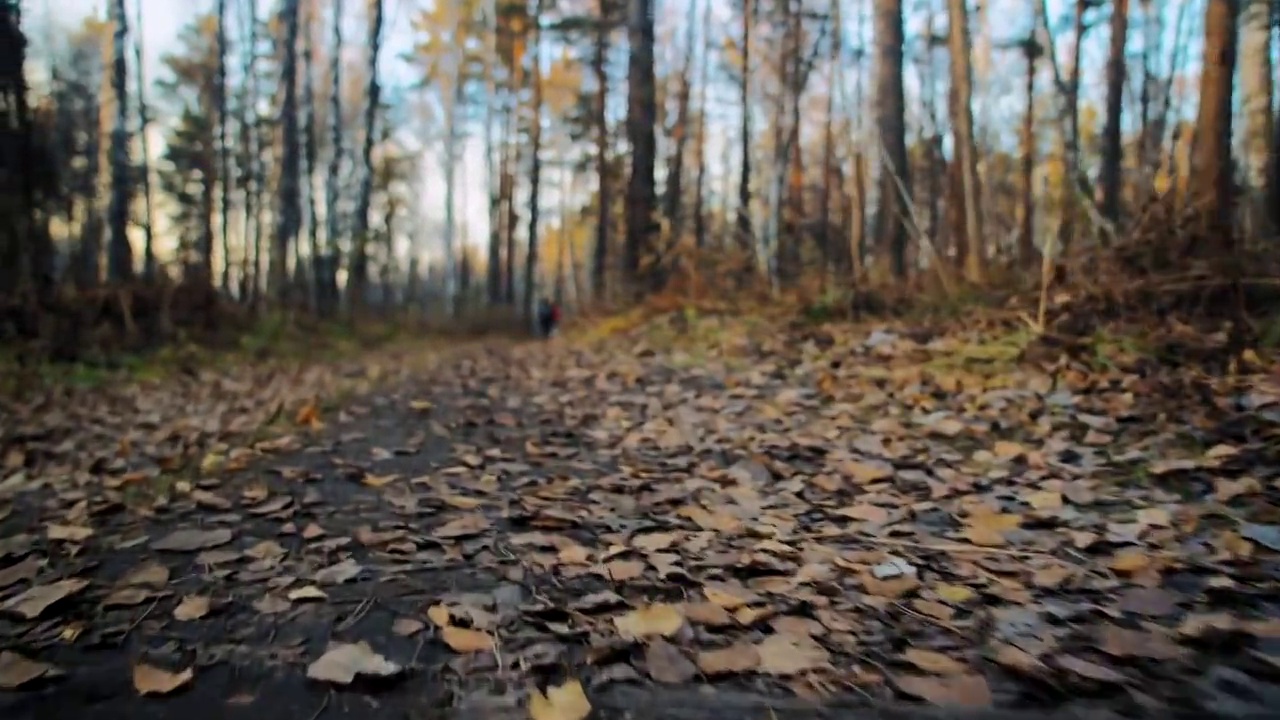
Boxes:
[427,604,451,628]
[441,626,493,653]
[528,679,592,720]
[613,604,685,639]
[1109,548,1150,573]
[133,664,194,696]
[934,583,977,604]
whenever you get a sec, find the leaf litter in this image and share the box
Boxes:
[1,319,1279,716]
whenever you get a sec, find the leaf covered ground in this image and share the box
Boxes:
[2,314,1280,720]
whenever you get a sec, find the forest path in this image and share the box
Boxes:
[2,319,1280,719]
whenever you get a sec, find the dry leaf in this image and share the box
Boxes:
[392,618,425,636]
[433,514,491,539]
[602,559,645,581]
[46,524,94,542]
[441,626,494,653]
[0,651,59,689]
[1,578,89,620]
[529,679,592,720]
[0,557,41,589]
[427,604,451,627]
[287,585,328,602]
[903,648,969,675]
[895,673,992,707]
[313,558,362,585]
[934,583,977,604]
[173,595,211,621]
[133,664,194,696]
[151,528,234,552]
[306,642,402,684]
[614,604,685,639]
[755,633,830,675]
[697,643,761,675]
[645,639,697,683]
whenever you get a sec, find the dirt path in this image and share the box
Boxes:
[3,321,1280,719]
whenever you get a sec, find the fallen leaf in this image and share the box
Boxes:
[602,559,645,581]
[614,604,685,639]
[0,557,41,589]
[988,642,1048,676]
[102,587,151,608]
[433,514,490,539]
[703,582,758,609]
[287,585,328,602]
[1,578,89,620]
[441,626,494,653]
[755,633,830,675]
[895,673,992,707]
[252,594,291,614]
[392,618,425,636]
[120,561,170,587]
[645,639,697,683]
[903,648,969,675]
[1054,655,1126,684]
[173,595,211,621]
[0,651,59,689]
[427,604,451,627]
[934,583,977,604]
[46,524,94,543]
[151,528,234,552]
[313,558,362,585]
[697,643,760,675]
[133,664,194,696]
[306,642,402,684]
[529,679,592,720]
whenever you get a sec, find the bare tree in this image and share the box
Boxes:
[623,0,657,295]
[349,0,384,309]
[106,0,133,282]
[873,0,908,279]
[1099,0,1128,227]
[132,0,156,282]
[1188,0,1239,246]
[525,0,545,318]
[1239,0,1273,237]
[272,0,302,302]
[946,0,984,282]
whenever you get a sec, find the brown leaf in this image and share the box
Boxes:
[173,595,211,621]
[988,643,1048,676]
[1,578,89,620]
[0,651,60,689]
[1108,548,1150,573]
[697,643,761,675]
[120,561,170,587]
[681,601,735,626]
[133,664,194,696]
[46,524,94,543]
[1096,625,1186,660]
[306,642,401,684]
[903,648,969,675]
[313,558,363,585]
[645,639,698,683]
[602,559,645,581]
[895,673,992,707]
[614,604,685,639]
[631,532,677,552]
[433,514,491,539]
[151,528,234,552]
[392,618,425,636]
[427,604,451,627]
[252,594,291,614]
[529,679,592,720]
[755,633,830,676]
[0,557,41,589]
[102,587,151,608]
[702,582,758,609]
[441,626,494,653]
[287,585,328,602]
[1054,655,1126,684]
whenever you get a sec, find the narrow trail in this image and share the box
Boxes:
[3,320,1280,719]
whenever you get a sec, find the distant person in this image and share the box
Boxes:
[536,297,561,338]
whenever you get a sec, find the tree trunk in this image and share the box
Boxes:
[1099,0,1129,227]
[735,0,754,261]
[946,0,983,283]
[107,0,133,283]
[302,0,320,309]
[663,0,697,247]
[524,0,545,321]
[348,0,383,313]
[216,0,232,290]
[873,0,909,279]
[624,0,658,296]
[272,0,302,305]
[322,0,344,315]
[1239,0,1272,237]
[1019,34,1038,266]
[1188,0,1239,248]
[591,0,611,302]
[132,0,156,284]
[691,0,711,252]
[485,0,502,305]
